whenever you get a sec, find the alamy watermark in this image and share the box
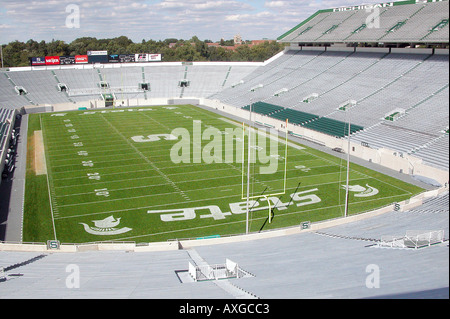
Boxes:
[66,264,80,289]
[365,264,380,289]
[132,121,283,175]
[366,7,381,29]
[65,4,80,29]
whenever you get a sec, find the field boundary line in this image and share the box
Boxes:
[39,114,58,241]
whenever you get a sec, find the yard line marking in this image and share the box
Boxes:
[51,162,341,190]
[54,176,406,221]
[98,113,191,201]
[49,152,143,164]
[56,189,182,208]
[47,141,130,153]
[50,156,146,169]
[54,175,375,216]
[53,169,361,197]
[54,172,241,190]
[139,110,274,194]
[48,147,135,158]
[50,162,155,176]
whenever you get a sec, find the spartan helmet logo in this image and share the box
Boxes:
[80,216,132,236]
[342,184,379,197]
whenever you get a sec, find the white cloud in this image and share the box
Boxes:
[265,1,287,8]
[0,0,391,43]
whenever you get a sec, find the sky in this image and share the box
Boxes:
[0,0,391,44]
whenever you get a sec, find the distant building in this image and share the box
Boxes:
[206,38,274,51]
[234,34,242,45]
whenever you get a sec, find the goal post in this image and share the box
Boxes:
[241,119,289,228]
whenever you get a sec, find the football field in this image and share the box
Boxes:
[23,105,424,243]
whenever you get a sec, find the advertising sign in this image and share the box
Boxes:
[119,54,135,63]
[149,54,162,62]
[87,50,108,56]
[75,55,88,64]
[30,52,162,66]
[45,56,60,65]
[60,56,76,65]
[135,53,162,62]
[108,54,120,63]
[30,57,46,66]
[88,55,108,64]
[135,53,149,62]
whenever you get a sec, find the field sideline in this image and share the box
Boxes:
[23,105,424,243]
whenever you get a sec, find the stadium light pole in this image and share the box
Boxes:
[0,44,4,69]
[245,85,264,234]
[245,98,253,234]
[344,110,351,218]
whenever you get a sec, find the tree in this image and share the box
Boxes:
[1,36,287,66]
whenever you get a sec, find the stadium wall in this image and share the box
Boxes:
[6,60,264,73]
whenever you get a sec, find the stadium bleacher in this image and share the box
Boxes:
[0,64,259,106]
[0,107,15,181]
[279,0,450,44]
[0,51,447,168]
[212,49,448,156]
[0,191,447,299]
[0,108,14,151]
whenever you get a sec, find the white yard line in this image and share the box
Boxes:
[50,154,145,167]
[54,170,363,198]
[54,175,375,218]
[139,110,274,194]
[52,162,343,191]
[98,113,191,201]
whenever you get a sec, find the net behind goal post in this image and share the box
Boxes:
[379,230,445,249]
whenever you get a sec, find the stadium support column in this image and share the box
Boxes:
[0,45,3,68]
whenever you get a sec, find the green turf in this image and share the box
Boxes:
[23,105,424,243]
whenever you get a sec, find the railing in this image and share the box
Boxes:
[379,230,445,249]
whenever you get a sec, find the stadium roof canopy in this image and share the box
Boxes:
[278,0,449,45]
